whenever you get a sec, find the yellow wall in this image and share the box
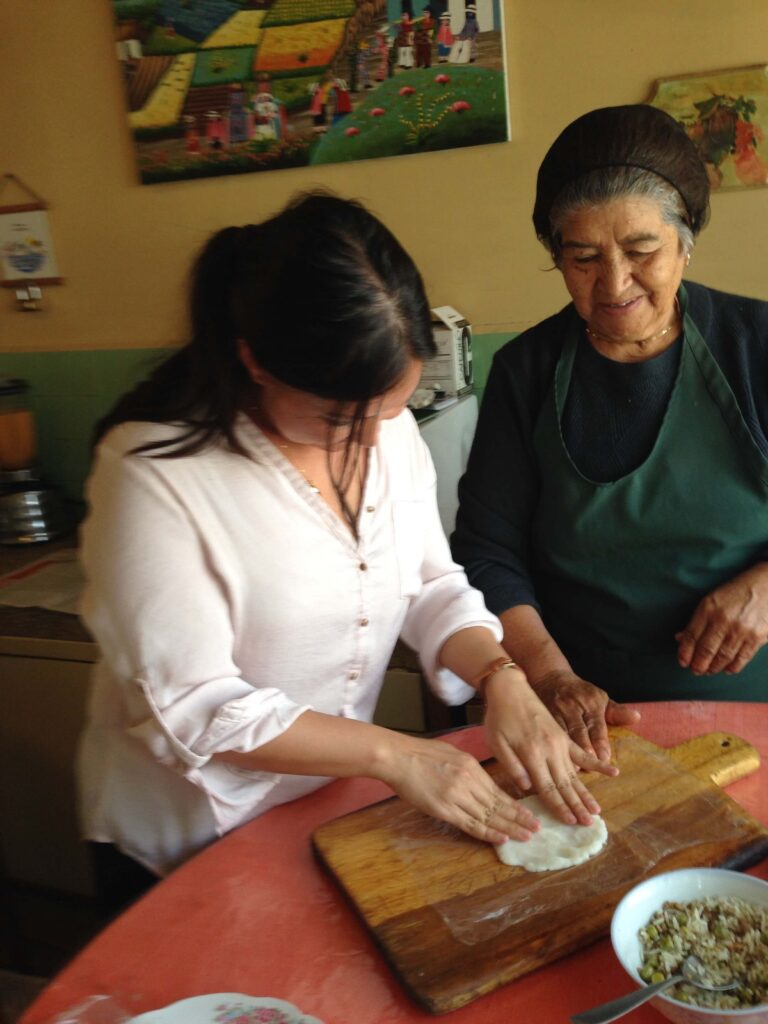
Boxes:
[2,0,767,352]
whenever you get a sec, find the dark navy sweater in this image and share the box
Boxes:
[451,281,768,615]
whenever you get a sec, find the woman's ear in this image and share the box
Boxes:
[237,339,266,383]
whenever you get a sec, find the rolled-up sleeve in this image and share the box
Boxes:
[80,435,310,774]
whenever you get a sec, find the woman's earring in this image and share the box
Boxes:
[685,253,691,266]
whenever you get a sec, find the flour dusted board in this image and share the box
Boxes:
[312,729,768,1013]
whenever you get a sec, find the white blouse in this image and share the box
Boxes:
[77,410,501,875]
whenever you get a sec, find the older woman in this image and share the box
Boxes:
[452,104,768,754]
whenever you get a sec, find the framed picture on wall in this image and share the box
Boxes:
[111,0,510,185]
[647,64,768,191]
[0,208,61,286]
[0,174,63,287]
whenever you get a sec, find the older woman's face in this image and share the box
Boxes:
[557,197,687,353]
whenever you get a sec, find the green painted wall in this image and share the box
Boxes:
[471,332,514,407]
[0,332,515,502]
[1,349,169,502]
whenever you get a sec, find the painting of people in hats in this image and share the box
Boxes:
[111,0,508,183]
[450,4,479,64]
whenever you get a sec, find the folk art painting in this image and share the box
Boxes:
[112,0,508,184]
[648,65,768,191]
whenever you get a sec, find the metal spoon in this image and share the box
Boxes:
[570,954,739,1024]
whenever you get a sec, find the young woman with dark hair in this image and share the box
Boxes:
[78,191,612,908]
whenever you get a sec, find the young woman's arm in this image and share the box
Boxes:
[217,710,538,845]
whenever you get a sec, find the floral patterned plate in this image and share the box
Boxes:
[130,994,324,1024]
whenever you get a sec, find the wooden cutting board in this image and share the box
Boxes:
[312,728,768,1014]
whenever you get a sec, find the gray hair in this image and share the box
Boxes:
[546,166,695,262]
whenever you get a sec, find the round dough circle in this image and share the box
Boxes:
[495,794,608,871]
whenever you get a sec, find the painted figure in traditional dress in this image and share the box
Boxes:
[414,8,435,69]
[396,14,414,69]
[228,85,249,144]
[450,4,479,64]
[309,71,335,132]
[183,115,201,155]
[332,78,353,122]
[436,12,453,62]
[204,110,227,150]
[253,91,282,140]
[373,26,390,82]
[356,39,372,90]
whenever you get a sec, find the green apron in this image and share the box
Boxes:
[530,300,768,702]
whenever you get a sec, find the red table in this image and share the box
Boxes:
[20,703,768,1024]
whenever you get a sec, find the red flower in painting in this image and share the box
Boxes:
[434,73,450,84]
[399,85,415,96]
[451,100,471,113]
[735,117,762,152]
[733,117,767,185]
[344,126,360,136]
[370,107,386,116]
[734,141,768,185]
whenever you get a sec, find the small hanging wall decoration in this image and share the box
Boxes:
[0,174,63,287]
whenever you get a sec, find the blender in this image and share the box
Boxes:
[0,377,71,544]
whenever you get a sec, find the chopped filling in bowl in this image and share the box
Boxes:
[638,896,768,1010]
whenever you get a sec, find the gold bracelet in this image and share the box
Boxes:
[470,656,522,697]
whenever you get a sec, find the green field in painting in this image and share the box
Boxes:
[263,0,355,26]
[192,46,256,87]
[311,65,507,165]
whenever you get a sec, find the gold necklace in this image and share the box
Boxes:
[277,443,321,493]
[585,320,678,346]
[278,442,367,505]
[585,299,681,347]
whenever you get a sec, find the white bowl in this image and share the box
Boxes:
[611,868,768,1024]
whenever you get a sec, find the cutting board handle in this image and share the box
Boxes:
[666,731,760,786]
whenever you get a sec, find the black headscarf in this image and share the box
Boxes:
[533,104,710,241]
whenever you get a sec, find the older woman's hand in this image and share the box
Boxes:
[676,563,768,676]
[483,671,619,827]
[528,670,641,763]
